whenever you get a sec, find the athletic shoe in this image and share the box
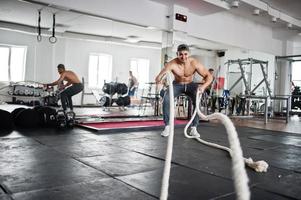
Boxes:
[161,125,170,137]
[190,127,200,137]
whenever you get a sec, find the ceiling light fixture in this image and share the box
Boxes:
[253,9,260,16]
[231,0,239,8]
[125,36,140,43]
[146,26,157,30]
[271,16,277,23]
[287,23,293,29]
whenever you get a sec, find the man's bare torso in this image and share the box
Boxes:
[61,70,81,84]
[169,57,196,84]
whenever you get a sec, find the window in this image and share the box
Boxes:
[292,61,301,87]
[0,45,27,82]
[88,53,112,88]
[130,58,150,88]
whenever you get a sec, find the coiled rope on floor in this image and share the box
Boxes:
[184,92,269,174]
[160,71,268,200]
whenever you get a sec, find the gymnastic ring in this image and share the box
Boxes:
[37,35,42,42]
[49,36,57,44]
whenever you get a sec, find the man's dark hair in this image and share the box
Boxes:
[177,44,190,52]
[209,68,214,72]
[57,64,65,70]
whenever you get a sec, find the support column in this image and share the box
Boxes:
[161,4,189,66]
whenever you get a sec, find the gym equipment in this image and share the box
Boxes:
[56,110,67,128]
[116,83,128,95]
[225,58,290,123]
[37,10,42,42]
[11,107,26,121]
[14,108,40,128]
[139,82,160,116]
[66,111,76,127]
[29,100,41,106]
[34,106,57,127]
[0,109,13,130]
[102,82,117,95]
[99,96,112,107]
[116,96,131,106]
[0,81,60,106]
[12,84,44,97]
[226,58,272,97]
[49,13,57,43]
[292,86,301,110]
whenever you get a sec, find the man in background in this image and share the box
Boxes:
[128,71,138,97]
[44,64,83,112]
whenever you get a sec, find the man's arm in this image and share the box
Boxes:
[45,73,65,87]
[194,59,213,92]
[155,63,173,84]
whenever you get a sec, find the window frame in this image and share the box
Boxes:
[130,57,150,89]
[0,44,27,82]
[292,61,301,87]
[88,53,113,89]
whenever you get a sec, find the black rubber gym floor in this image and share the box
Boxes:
[0,123,300,200]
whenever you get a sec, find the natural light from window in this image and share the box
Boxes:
[130,58,150,88]
[0,45,26,82]
[292,61,301,87]
[0,47,9,81]
[88,53,112,88]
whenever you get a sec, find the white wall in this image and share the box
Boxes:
[190,49,217,82]
[0,29,162,105]
[293,42,301,54]
[188,12,283,56]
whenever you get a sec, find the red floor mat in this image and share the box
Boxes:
[79,119,188,131]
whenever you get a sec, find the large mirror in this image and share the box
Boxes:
[0,0,163,109]
[0,0,281,117]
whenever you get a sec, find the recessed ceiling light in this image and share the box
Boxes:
[253,9,260,16]
[125,36,140,43]
[231,0,239,8]
[146,26,157,30]
[271,17,277,23]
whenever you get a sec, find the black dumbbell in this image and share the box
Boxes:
[66,111,76,127]
[56,110,67,128]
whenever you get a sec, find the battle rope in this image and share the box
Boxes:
[185,91,250,200]
[184,92,269,174]
[160,72,175,200]
[160,71,268,200]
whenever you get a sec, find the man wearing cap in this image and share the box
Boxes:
[155,44,213,137]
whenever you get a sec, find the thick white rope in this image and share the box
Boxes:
[185,94,250,200]
[160,72,175,200]
[184,91,269,200]
[184,92,269,173]
[160,71,268,200]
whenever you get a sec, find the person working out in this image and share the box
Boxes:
[205,68,215,94]
[128,71,138,97]
[204,68,217,112]
[155,44,213,137]
[44,64,83,112]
